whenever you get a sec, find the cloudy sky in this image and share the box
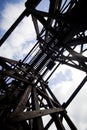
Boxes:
[0,0,87,129]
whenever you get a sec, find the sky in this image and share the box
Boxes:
[0,0,87,130]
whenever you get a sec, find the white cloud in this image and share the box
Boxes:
[49,65,87,129]
[0,1,25,31]
[67,86,87,129]
[0,0,37,60]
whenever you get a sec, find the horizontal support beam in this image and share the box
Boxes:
[0,70,29,83]
[0,56,20,65]
[10,107,64,122]
[65,36,87,47]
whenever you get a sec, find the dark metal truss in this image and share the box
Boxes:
[0,0,87,129]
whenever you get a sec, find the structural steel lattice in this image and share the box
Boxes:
[0,0,87,129]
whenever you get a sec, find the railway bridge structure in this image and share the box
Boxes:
[0,0,87,129]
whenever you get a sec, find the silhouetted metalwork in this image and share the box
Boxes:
[0,0,87,129]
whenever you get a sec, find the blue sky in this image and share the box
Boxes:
[0,0,11,10]
[0,0,87,130]
[0,0,19,9]
[0,0,18,37]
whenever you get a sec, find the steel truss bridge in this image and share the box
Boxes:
[0,0,87,129]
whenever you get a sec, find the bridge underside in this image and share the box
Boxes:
[0,0,87,129]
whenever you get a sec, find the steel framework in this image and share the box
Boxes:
[0,0,87,129]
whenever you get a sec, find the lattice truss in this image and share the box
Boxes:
[0,0,87,129]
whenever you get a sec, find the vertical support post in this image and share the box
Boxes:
[41,81,78,130]
[41,82,66,130]
[31,86,44,130]
[14,85,32,113]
